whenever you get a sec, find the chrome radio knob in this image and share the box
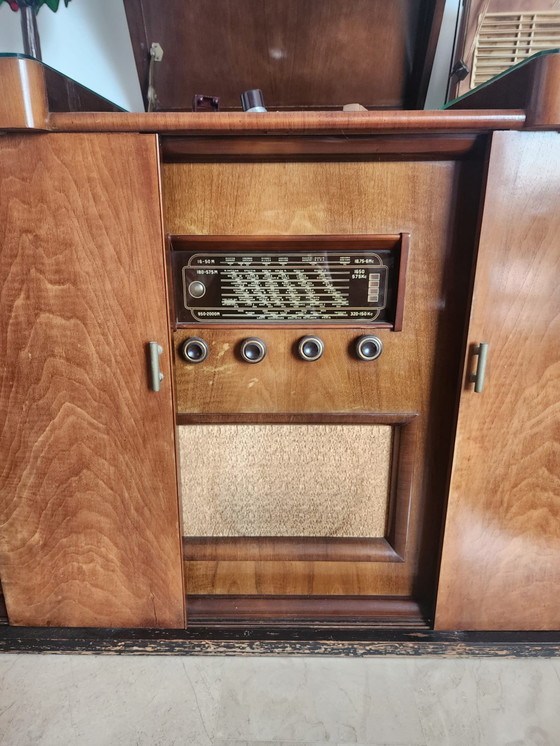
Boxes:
[240,337,267,364]
[180,337,209,364]
[297,335,324,362]
[355,335,383,361]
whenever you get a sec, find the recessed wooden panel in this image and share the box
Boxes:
[0,134,185,628]
[436,131,560,631]
[179,424,392,537]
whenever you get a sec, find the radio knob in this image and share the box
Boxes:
[188,280,206,299]
[355,335,383,361]
[240,337,267,364]
[297,335,324,362]
[180,337,209,364]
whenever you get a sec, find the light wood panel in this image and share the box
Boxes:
[0,134,185,627]
[185,560,413,596]
[435,131,560,630]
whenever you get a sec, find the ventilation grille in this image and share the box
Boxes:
[472,11,560,88]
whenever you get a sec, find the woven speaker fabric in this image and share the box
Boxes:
[179,424,392,537]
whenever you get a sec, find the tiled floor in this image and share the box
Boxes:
[1,654,559,746]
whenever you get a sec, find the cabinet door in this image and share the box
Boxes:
[436,131,560,630]
[0,134,185,628]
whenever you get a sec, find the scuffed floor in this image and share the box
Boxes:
[1,654,559,745]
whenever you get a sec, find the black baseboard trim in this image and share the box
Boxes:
[0,626,559,657]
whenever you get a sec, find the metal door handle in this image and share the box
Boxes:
[470,343,489,393]
[148,342,164,392]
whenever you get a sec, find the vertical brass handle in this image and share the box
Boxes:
[470,343,489,393]
[149,342,164,392]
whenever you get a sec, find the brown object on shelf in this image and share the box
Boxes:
[192,95,220,112]
[0,134,185,628]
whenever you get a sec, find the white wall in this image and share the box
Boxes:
[0,0,144,111]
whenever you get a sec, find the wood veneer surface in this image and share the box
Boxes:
[185,559,415,596]
[435,131,560,630]
[0,134,185,628]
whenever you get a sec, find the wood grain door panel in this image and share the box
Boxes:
[435,131,560,630]
[0,134,185,628]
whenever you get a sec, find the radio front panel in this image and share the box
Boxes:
[162,159,474,609]
[171,234,408,329]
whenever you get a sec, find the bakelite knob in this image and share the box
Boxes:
[355,335,383,361]
[240,338,267,363]
[180,337,209,364]
[297,336,324,362]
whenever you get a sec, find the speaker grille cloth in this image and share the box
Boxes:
[179,424,392,537]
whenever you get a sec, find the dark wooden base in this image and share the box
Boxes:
[2,594,558,656]
[187,594,428,628]
[0,625,559,657]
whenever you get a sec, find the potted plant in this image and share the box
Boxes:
[0,0,72,60]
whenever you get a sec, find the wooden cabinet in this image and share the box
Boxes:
[436,131,560,630]
[0,55,558,638]
[0,134,185,628]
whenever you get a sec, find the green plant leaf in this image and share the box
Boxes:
[43,0,61,10]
